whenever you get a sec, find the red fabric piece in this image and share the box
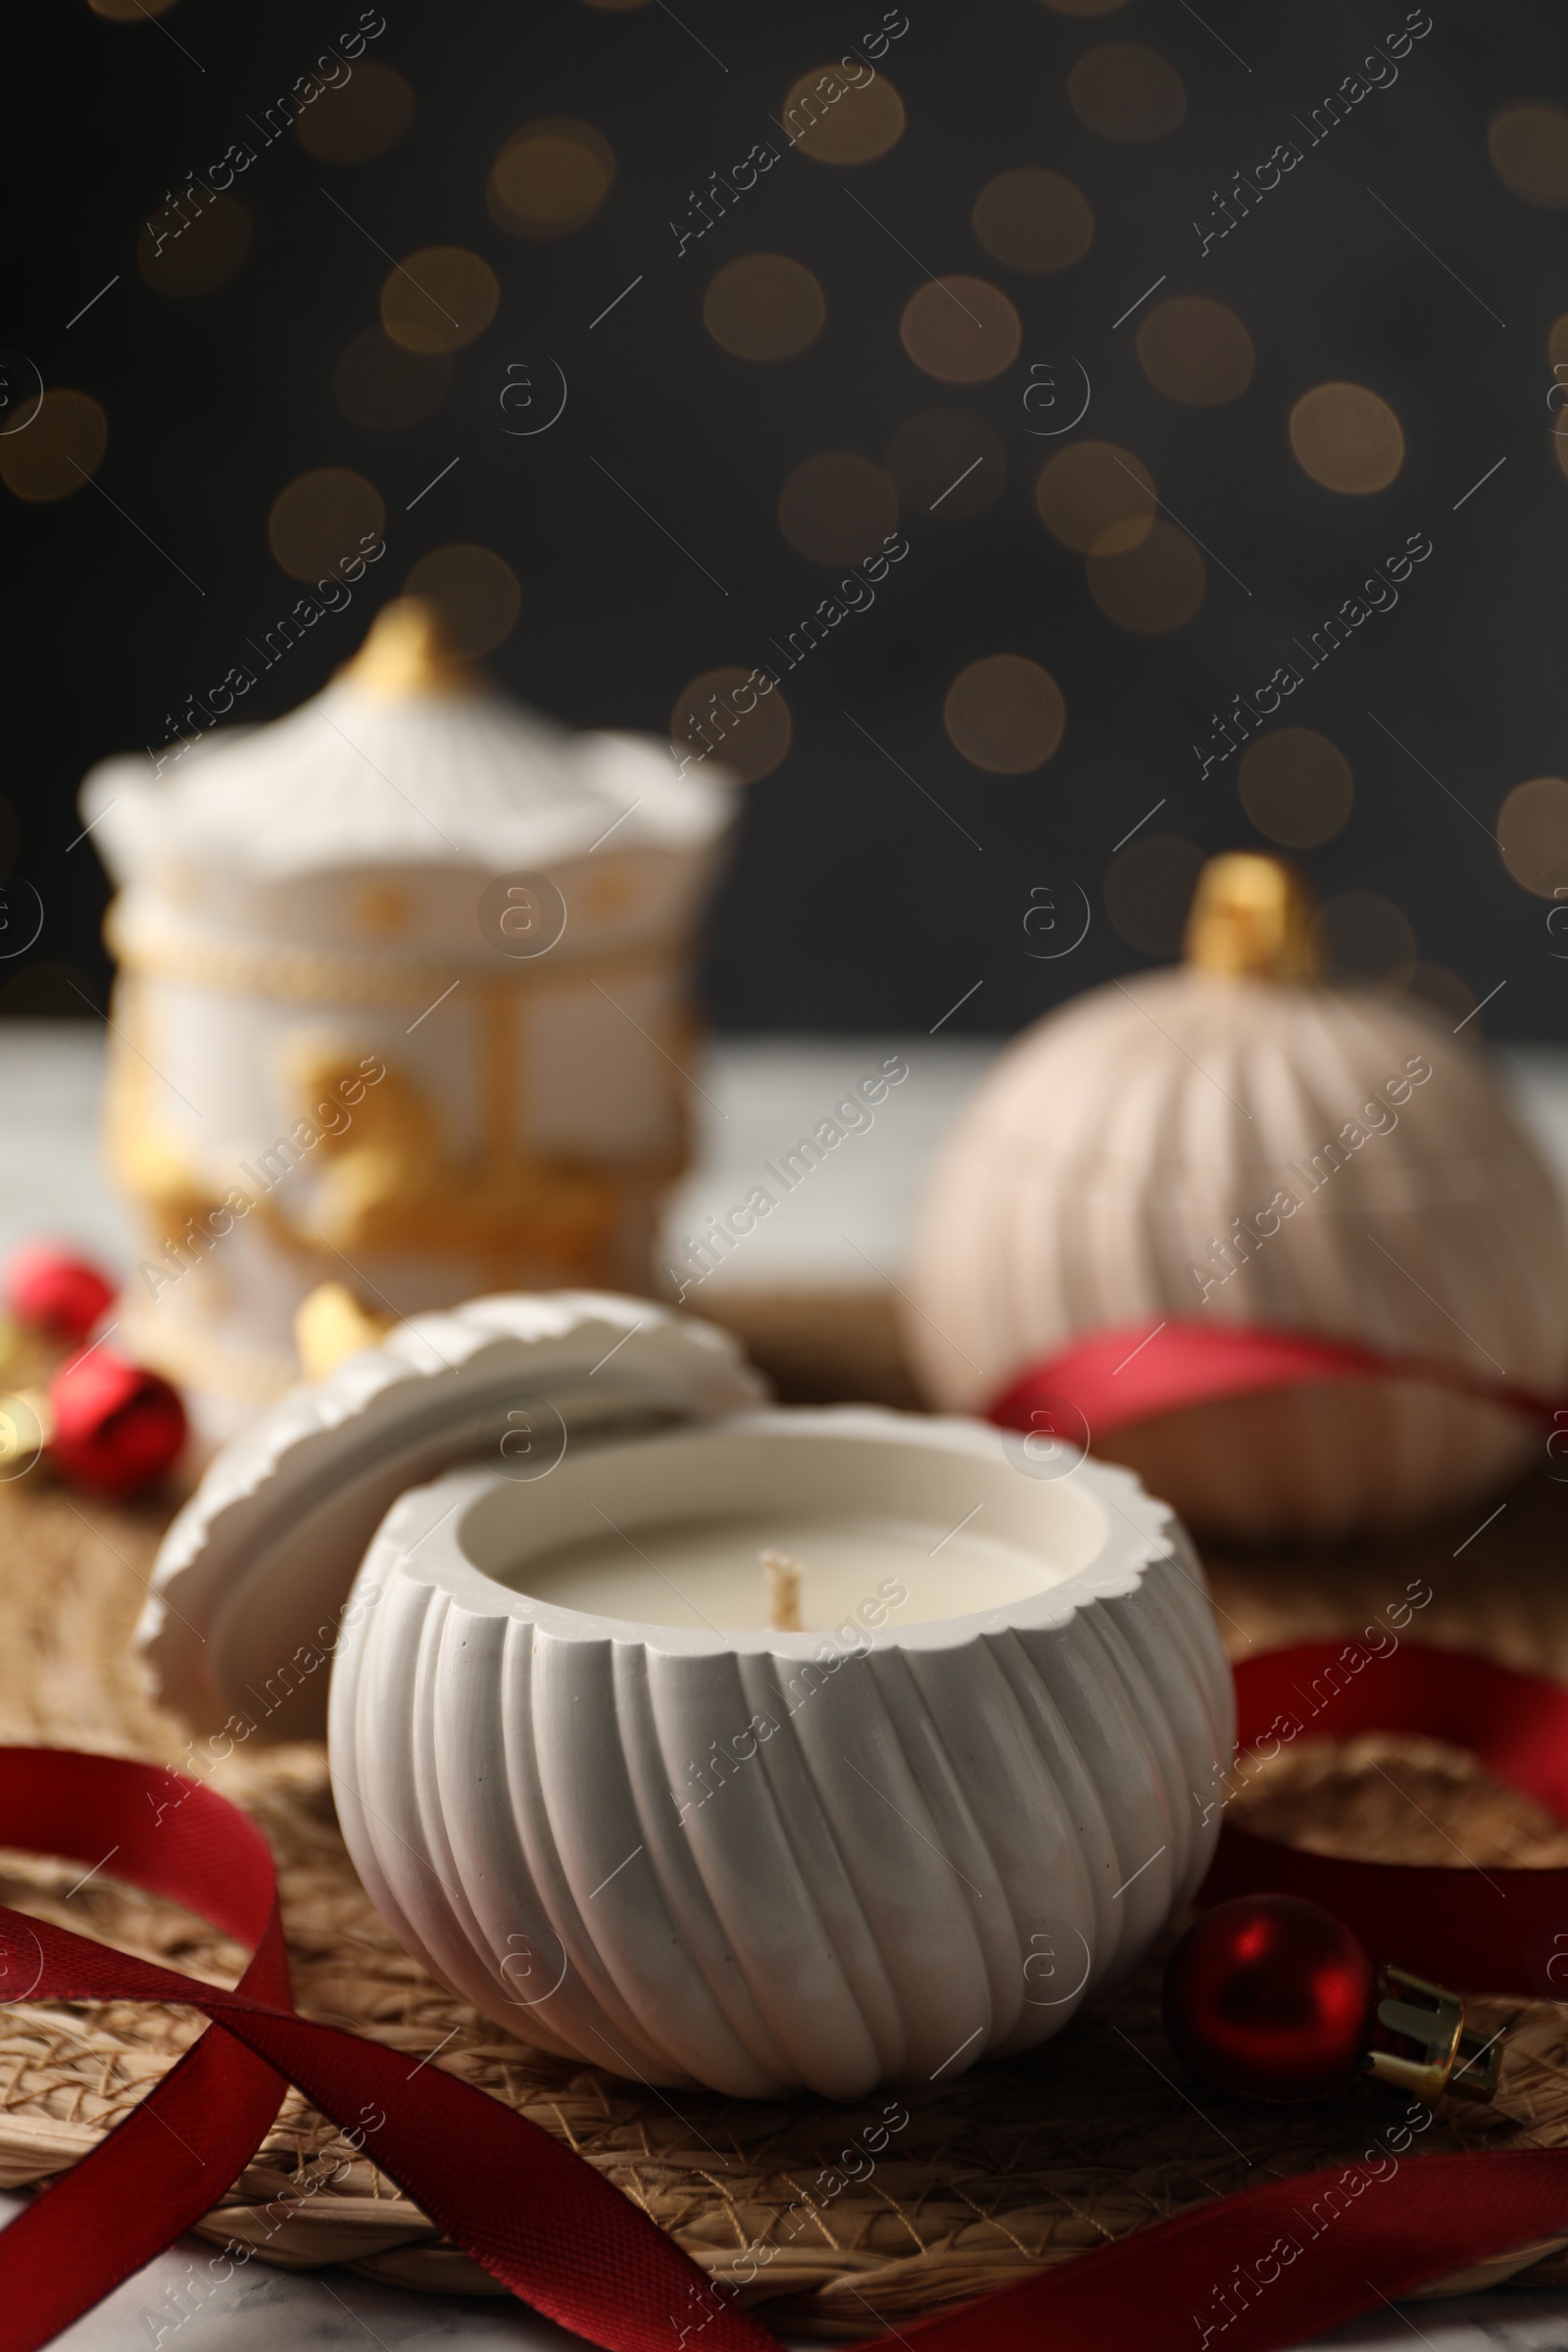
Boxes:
[1203,1641,1568,1992]
[988,1316,1562,1443]
[4,1645,1568,2350]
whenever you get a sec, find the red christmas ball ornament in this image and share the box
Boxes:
[6,1245,116,1345]
[1163,1894,1375,2102]
[47,1350,186,1500]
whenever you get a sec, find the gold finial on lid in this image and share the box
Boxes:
[1183,852,1319,982]
[338,597,471,698]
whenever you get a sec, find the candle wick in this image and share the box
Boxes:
[760,1549,803,1634]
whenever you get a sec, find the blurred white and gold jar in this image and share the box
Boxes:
[79,599,735,1448]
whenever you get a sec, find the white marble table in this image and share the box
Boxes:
[9,1020,1568,1288]
[6,1020,1568,2351]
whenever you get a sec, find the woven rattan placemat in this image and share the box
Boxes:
[3,1287,1568,2334]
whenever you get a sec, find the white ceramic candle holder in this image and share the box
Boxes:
[328,1407,1232,2101]
[140,1293,1233,2101]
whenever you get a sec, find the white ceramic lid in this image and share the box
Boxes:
[82,600,733,890]
[136,1293,768,1742]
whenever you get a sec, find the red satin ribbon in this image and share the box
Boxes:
[988,1316,1563,1444]
[5,1643,1568,2352]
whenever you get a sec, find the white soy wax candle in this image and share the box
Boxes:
[140,1296,1232,2101]
[329,1404,1233,2101]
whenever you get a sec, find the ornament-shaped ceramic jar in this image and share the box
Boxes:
[79,602,735,1447]
[905,856,1568,1544]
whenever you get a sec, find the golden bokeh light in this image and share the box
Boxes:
[489,120,614,237]
[295,63,416,163]
[1068,44,1186,141]
[943,655,1065,773]
[380,247,499,353]
[671,666,793,783]
[1313,892,1417,991]
[1239,728,1354,849]
[137,194,252,298]
[1549,313,1568,369]
[334,328,452,430]
[900,276,1021,384]
[1489,104,1568,206]
[1498,775,1568,898]
[87,0,177,17]
[1087,519,1205,632]
[971,168,1093,272]
[1407,964,1476,1027]
[0,391,107,503]
[781,69,905,164]
[269,468,385,581]
[1289,381,1404,493]
[1137,296,1254,405]
[1035,440,1155,555]
[403,544,520,657]
[1103,835,1205,956]
[703,255,826,362]
[778,453,900,565]
[887,408,1004,519]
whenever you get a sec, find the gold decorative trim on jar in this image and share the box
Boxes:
[105,901,678,1008]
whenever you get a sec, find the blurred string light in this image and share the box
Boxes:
[0,393,107,503]
[1035,441,1155,553]
[886,409,1004,518]
[380,247,498,352]
[403,544,520,657]
[268,467,384,580]
[1289,382,1404,492]
[1136,297,1254,405]
[1407,965,1477,1026]
[942,655,1065,773]
[670,667,793,783]
[335,329,451,429]
[971,169,1093,270]
[1239,728,1354,848]
[1103,834,1205,954]
[1498,776,1568,897]
[136,196,252,298]
[1087,521,1205,632]
[1488,102,1568,206]
[900,277,1021,382]
[704,256,826,362]
[295,63,416,163]
[488,120,615,237]
[1313,892,1417,992]
[781,70,906,164]
[777,454,899,564]
[1067,44,1186,141]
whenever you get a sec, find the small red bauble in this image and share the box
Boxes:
[1163,1894,1375,2102]
[47,1350,186,1500]
[6,1246,116,1345]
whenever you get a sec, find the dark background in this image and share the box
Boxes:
[4,0,1567,1036]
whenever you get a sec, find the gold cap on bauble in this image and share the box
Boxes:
[1183,853,1318,982]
